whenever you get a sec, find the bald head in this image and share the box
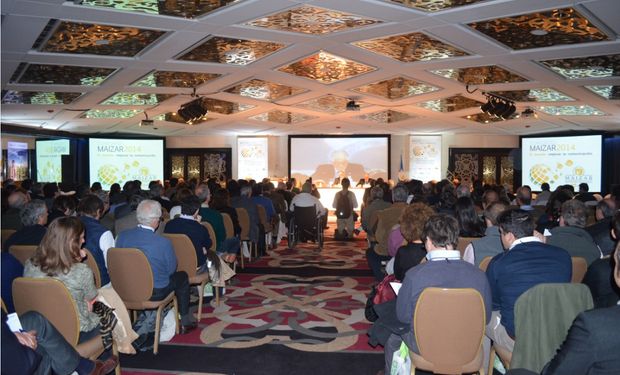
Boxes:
[8,191,28,209]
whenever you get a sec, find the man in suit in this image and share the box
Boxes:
[507,242,620,375]
[115,200,196,334]
[586,198,616,257]
[311,150,367,185]
[1,190,28,230]
[486,209,572,355]
[3,199,48,252]
[548,199,601,265]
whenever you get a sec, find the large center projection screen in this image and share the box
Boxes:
[290,136,389,186]
[89,138,164,190]
[521,135,602,192]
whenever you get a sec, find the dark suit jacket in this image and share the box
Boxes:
[586,217,615,257]
[542,306,620,375]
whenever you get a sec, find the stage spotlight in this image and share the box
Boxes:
[177,98,207,124]
[480,100,493,114]
[499,103,516,119]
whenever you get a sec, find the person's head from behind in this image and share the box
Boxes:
[541,182,550,192]
[455,183,471,198]
[20,200,48,226]
[497,209,534,250]
[227,179,240,197]
[370,186,384,201]
[212,188,230,210]
[341,178,350,190]
[579,183,589,193]
[150,183,164,198]
[595,199,615,221]
[195,184,211,204]
[483,202,507,227]
[52,195,77,217]
[240,185,252,198]
[42,183,60,199]
[560,199,587,228]
[90,182,102,193]
[180,195,201,217]
[400,203,435,243]
[136,200,162,229]
[392,185,408,203]
[482,189,499,209]
[33,216,84,275]
[173,188,193,205]
[516,186,532,206]
[422,214,459,251]
[301,182,312,194]
[455,197,483,234]
[8,191,28,209]
[78,195,104,219]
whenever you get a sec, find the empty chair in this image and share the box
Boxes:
[12,277,120,374]
[107,247,179,354]
[163,233,218,319]
[410,287,486,374]
[9,245,37,265]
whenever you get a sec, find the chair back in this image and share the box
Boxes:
[107,248,154,303]
[512,283,593,372]
[294,205,318,230]
[9,245,38,265]
[1,229,16,247]
[457,237,477,257]
[13,277,81,346]
[82,248,102,288]
[478,256,493,272]
[201,222,217,251]
[256,205,271,232]
[235,208,250,241]
[413,288,485,374]
[571,257,587,283]
[163,233,199,278]
[221,213,235,238]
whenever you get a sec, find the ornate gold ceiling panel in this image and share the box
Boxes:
[586,86,620,100]
[177,36,285,66]
[101,92,175,105]
[468,8,609,50]
[353,32,468,62]
[418,95,483,112]
[245,5,381,35]
[489,88,574,102]
[537,105,605,116]
[2,91,83,105]
[539,55,620,79]
[356,110,414,123]
[82,0,241,18]
[199,98,255,114]
[463,113,504,124]
[132,71,222,88]
[249,110,317,124]
[294,95,351,114]
[224,79,306,101]
[278,51,375,84]
[430,66,528,84]
[80,109,142,119]
[38,21,165,56]
[353,76,439,99]
[12,64,116,86]
[155,112,215,124]
[386,0,486,12]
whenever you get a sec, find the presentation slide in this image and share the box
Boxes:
[409,135,442,182]
[89,138,164,190]
[7,141,29,181]
[237,137,268,180]
[290,136,389,187]
[36,139,70,182]
[522,135,602,192]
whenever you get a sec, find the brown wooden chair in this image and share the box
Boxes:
[200,222,218,252]
[457,237,477,258]
[410,288,486,375]
[220,213,242,268]
[9,245,37,265]
[571,256,587,283]
[235,207,257,262]
[256,204,273,246]
[107,247,179,354]
[163,233,219,319]
[478,256,493,272]
[12,277,120,374]
[82,248,102,288]
[1,229,16,247]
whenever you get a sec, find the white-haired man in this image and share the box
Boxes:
[115,200,195,334]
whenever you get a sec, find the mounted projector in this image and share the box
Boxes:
[139,119,154,127]
[346,100,360,111]
[178,97,208,124]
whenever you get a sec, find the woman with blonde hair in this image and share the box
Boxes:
[24,216,137,354]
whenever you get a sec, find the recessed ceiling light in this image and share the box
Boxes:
[530,29,548,36]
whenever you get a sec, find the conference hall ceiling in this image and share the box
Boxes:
[1,0,619,136]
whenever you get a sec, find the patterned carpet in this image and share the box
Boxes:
[122,228,383,375]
